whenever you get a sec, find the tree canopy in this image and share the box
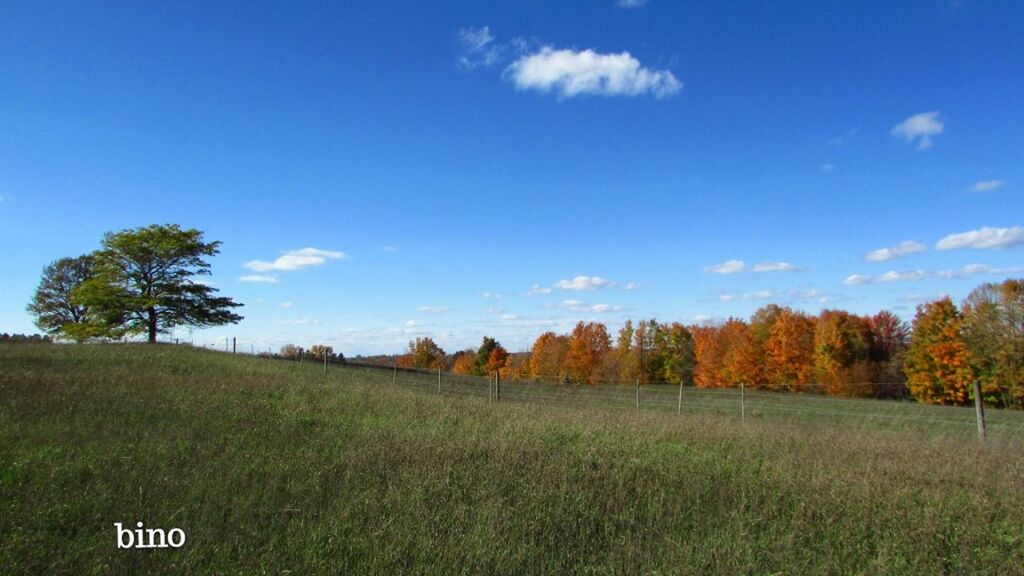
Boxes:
[73,224,243,343]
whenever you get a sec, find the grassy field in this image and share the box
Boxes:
[2,344,1023,574]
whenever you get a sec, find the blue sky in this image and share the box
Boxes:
[1,0,1021,355]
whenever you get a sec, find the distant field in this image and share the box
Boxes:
[2,344,1023,574]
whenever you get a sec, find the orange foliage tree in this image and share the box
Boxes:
[905,298,973,405]
[764,307,815,391]
[530,332,569,383]
[566,321,611,385]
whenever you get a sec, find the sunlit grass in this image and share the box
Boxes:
[2,344,1022,574]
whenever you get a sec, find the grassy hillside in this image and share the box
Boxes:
[2,344,1023,574]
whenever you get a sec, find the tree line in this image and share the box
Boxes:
[392,278,1022,409]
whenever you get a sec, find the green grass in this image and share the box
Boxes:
[2,344,1023,575]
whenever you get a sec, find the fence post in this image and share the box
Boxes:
[496,371,500,402]
[323,351,327,373]
[233,337,236,354]
[678,380,683,415]
[635,378,639,413]
[741,382,746,424]
[438,368,441,394]
[489,373,493,403]
[974,380,987,442]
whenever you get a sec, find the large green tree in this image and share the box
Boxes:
[75,224,243,343]
[27,254,105,342]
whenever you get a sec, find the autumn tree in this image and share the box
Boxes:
[867,310,910,397]
[632,319,660,383]
[616,320,640,382]
[308,344,336,361]
[764,307,815,391]
[280,344,303,359]
[961,279,1024,407]
[407,337,446,370]
[451,349,477,375]
[485,343,510,375]
[731,305,783,388]
[474,336,502,376]
[814,310,873,396]
[904,298,973,405]
[530,332,569,383]
[27,254,101,342]
[653,322,696,384]
[566,321,612,385]
[74,224,243,343]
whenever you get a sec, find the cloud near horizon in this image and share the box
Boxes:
[505,47,681,99]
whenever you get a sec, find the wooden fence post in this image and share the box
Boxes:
[974,380,987,442]
[677,380,683,415]
[438,368,441,394]
[635,378,639,413]
[741,382,746,424]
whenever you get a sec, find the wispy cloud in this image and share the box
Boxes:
[753,261,798,273]
[505,47,681,99]
[381,245,399,253]
[417,306,449,313]
[457,26,502,69]
[480,291,502,299]
[238,274,279,283]
[562,299,623,313]
[554,275,614,290]
[281,318,321,326]
[891,111,944,150]
[616,0,649,7]
[844,264,1022,285]
[706,260,746,274]
[865,240,926,262]
[525,284,553,296]
[244,248,347,272]
[936,226,1024,250]
[279,301,293,308]
[719,290,774,302]
[970,180,1006,192]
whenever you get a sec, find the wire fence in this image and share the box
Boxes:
[241,350,1024,441]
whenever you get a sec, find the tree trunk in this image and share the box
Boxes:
[148,308,158,344]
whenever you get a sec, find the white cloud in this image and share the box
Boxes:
[405,320,419,328]
[971,180,1006,192]
[506,47,681,99]
[525,284,553,296]
[562,299,623,313]
[753,261,797,273]
[891,111,944,150]
[239,274,279,283]
[480,292,502,299]
[706,260,746,274]
[623,282,640,290]
[865,240,926,262]
[554,275,614,291]
[616,0,648,7]
[244,247,347,272]
[878,270,929,283]
[719,290,775,302]
[936,226,1024,250]
[279,301,293,308]
[382,245,399,253]
[418,306,449,313]
[844,263,1021,285]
